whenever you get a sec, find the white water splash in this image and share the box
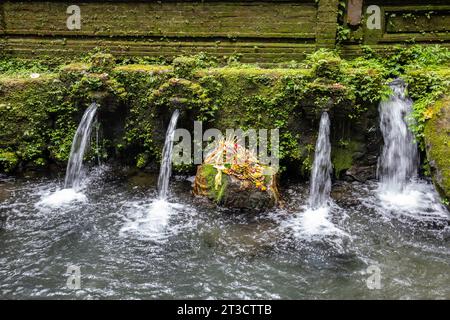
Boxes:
[377,181,448,221]
[284,205,350,239]
[119,199,185,241]
[121,110,181,240]
[36,165,108,210]
[36,188,87,208]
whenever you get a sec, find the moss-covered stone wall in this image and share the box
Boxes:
[0,50,387,180]
[0,74,73,171]
[1,1,449,62]
[0,0,323,63]
[0,47,448,191]
[424,95,450,203]
[340,0,450,56]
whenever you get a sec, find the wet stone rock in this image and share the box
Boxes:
[424,95,450,203]
[193,164,280,212]
[345,165,377,182]
[222,175,277,211]
[331,182,360,207]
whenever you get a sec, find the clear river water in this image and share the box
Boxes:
[0,167,449,299]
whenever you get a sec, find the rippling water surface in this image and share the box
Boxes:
[0,168,449,299]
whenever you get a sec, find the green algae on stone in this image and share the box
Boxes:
[0,47,449,176]
[193,164,279,211]
[114,64,173,74]
[0,75,72,169]
[424,95,450,202]
[0,150,19,172]
[113,65,174,167]
[193,164,229,204]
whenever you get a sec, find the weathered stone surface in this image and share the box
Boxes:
[424,95,450,201]
[347,0,363,26]
[0,1,319,62]
[1,0,450,61]
[345,165,377,182]
[193,164,279,212]
[0,57,382,175]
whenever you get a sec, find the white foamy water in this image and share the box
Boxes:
[281,204,350,242]
[36,188,87,208]
[34,166,108,211]
[377,181,449,221]
[120,199,185,241]
[276,203,351,255]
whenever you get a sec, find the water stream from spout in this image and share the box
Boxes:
[119,109,181,240]
[285,112,347,238]
[64,103,98,190]
[378,79,418,192]
[375,79,447,219]
[309,112,332,209]
[157,109,180,200]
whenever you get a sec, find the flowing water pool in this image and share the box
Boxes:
[0,168,449,299]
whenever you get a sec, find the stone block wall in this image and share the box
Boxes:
[0,0,449,62]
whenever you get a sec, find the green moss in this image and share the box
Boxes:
[331,141,362,178]
[173,53,218,79]
[424,95,450,199]
[332,148,353,178]
[0,74,58,84]
[114,64,173,74]
[0,150,19,172]
[136,153,148,169]
[299,143,315,176]
[60,63,90,74]
[305,49,343,80]
[199,164,228,203]
[405,65,450,151]
[0,46,449,176]
[0,56,63,77]
[113,64,174,166]
[405,66,450,101]
[342,58,390,104]
[197,66,311,78]
[0,76,72,169]
[88,53,115,73]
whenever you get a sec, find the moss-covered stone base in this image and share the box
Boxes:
[424,95,450,202]
[0,48,449,184]
[193,164,279,211]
